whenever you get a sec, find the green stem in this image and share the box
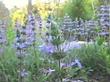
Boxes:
[58,59,62,82]
[91,0,95,19]
[33,42,39,69]
[19,49,23,82]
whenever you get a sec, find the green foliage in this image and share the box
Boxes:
[51,23,64,46]
[63,0,95,20]
[96,36,105,45]
[50,23,65,61]
[68,44,110,77]
[7,26,16,45]
[1,26,110,81]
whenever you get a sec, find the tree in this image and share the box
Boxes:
[28,0,32,14]
[0,1,9,23]
[63,0,94,20]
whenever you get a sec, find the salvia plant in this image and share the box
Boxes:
[61,14,74,41]
[61,15,98,42]
[85,20,98,42]
[15,20,29,82]
[26,13,36,49]
[98,5,110,44]
[36,13,43,35]
[39,14,84,82]
[14,12,36,82]
[60,6,110,43]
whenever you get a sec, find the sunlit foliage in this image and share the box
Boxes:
[10,7,27,25]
